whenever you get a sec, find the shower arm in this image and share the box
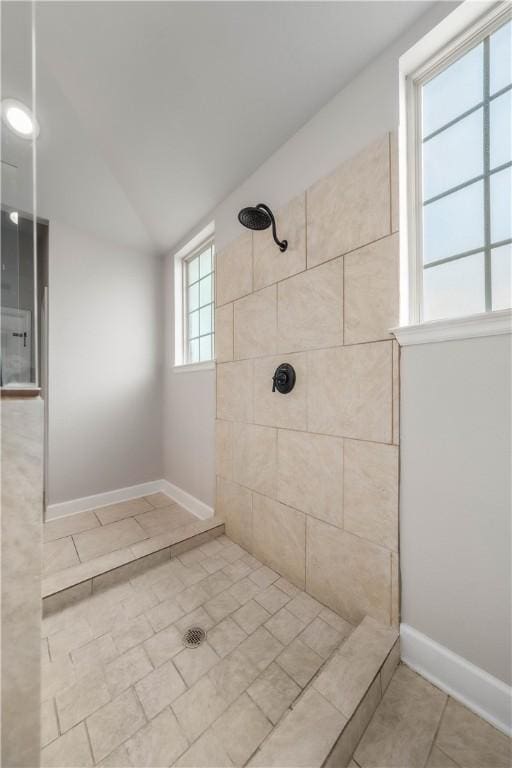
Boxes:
[257,204,288,252]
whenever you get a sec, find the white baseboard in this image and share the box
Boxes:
[159,479,214,520]
[46,479,214,522]
[400,623,511,737]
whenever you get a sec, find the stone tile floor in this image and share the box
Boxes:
[41,532,354,767]
[41,527,511,768]
[353,663,511,768]
[43,494,197,576]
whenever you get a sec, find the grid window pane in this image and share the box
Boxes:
[199,335,212,362]
[491,244,512,310]
[188,256,199,285]
[423,253,485,321]
[423,180,484,264]
[422,108,483,200]
[188,338,199,363]
[199,274,212,306]
[422,43,483,136]
[491,166,512,243]
[490,19,512,95]
[188,309,199,339]
[419,18,511,321]
[490,90,512,170]
[183,240,215,364]
[188,281,199,312]
[200,246,212,278]
[199,304,212,335]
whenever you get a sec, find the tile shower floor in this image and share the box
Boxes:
[43,494,198,576]
[41,529,511,768]
[41,532,355,767]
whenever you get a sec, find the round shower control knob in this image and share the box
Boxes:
[272,363,296,394]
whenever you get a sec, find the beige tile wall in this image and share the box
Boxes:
[216,133,400,627]
[2,399,43,767]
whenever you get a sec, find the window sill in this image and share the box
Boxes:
[173,361,216,373]
[391,308,512,347]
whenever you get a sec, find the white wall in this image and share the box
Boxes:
[163,2,456,507]
[162,250,216,506]
[48,220,163,505]
[400,334,511,685]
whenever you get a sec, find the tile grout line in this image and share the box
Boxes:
[83,715,96,765]
[237,486,398,557]
[215,229,396,310]
[217,420,396,450]
[218,335,397,364]
[421,694,450,768]
[70,534,83,566]
[434,744,463,768]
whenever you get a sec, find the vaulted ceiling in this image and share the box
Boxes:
[2,1,433,254]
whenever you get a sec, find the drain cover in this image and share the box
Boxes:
[183,626,206,649]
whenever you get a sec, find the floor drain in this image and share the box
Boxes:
[183,626,206,649]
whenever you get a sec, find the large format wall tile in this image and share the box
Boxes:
[233,423,277,497]
[344,439,398,551]
[216,478,253,551]
[306,517,391,625]
[277,259,343,352]
[215,132,399,630]
[215,420,233,481]
[254,353,307,430]
[253,194,306,290]
[216,231,253,306]
[344,233,399,344]
[252,494,306,588]
[215,304,234,363]
[234,285,277,360]
[307,134,391,267]
[308,342,392,442]
[217,360,253,422]
[277,430,343,528]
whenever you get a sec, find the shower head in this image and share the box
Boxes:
[238,203,288,252]
[238,206,271,231]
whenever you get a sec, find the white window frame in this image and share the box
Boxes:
[173,221,215,371]
[395,0,512,346]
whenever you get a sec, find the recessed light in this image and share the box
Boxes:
[9,211,19,225]
[1,98,40,139]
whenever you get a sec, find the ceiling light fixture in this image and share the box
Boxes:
[1,98,40,139]
[9,211,19,225]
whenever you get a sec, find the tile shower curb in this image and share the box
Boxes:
[248,616,400,768]
[42,518,225,613]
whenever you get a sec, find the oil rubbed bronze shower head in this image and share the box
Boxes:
[238,203,288,252]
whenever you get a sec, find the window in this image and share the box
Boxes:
[401,4,511,333]
[173,223,215,368]
[184,241,215,363]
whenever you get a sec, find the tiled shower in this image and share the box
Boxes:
[215,133,400,628]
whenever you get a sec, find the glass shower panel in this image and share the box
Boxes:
[1,1,38,387]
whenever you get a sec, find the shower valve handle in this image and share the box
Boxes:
[272,371,287,392]
[272,363,296,394]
